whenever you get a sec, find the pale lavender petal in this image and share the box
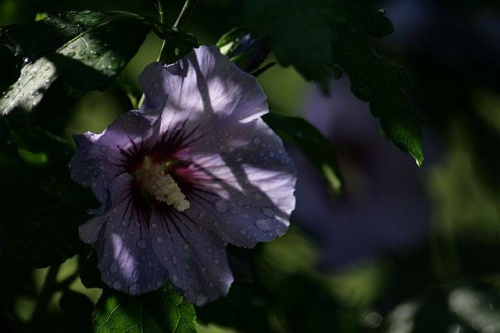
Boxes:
[149,208,233,305]
[79,173,169,295]
[70,111,157,208]
[139,46,268,135]
[178,116,296,248]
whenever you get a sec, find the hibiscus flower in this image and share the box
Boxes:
[70,46,296,305]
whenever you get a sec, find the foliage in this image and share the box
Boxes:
[0,0,497,333]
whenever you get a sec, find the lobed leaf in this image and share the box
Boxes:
[93,286,196,333]
[243,0,424,164]
[0,11,152,115]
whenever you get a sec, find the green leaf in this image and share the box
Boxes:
[243,0,424,164]
[158,28,198,65]
[243,0,333,83]
[0,11,152,115]
[329,2,423,165]
[263,112,343,197]
[93,286,197,333]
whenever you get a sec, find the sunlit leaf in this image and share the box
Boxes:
[0,11,152,115]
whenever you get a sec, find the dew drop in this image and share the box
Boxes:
[240,229,247,235]
[172,275,179,283]
[256,219,273,231]
[254,192,263,200]
[137,239,147,249]
[252,136,262,145]
[215,200,228,212]
[182,244,189,250]
[66,51,76,57]
[269,152,275,157]
[262,207,275,217]
[129,283,140,294]
[196,295,208,306]
[156,281,163,287]
[156,236,163,244]
[201,266,207,272]
[112,280,122,289]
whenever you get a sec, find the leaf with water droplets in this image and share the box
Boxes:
[264,112,343,198]
[0,11,152,115]
[93,285,197,333]
[243,0,423,164]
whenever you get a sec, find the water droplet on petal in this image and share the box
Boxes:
[156,237,163,244]
[129,283,140,294]
[137,239,147,249]
[113,280,122,289]
[252,136,262,145]
[172,275,179,283]
[254,192,263,200]
[156,281,163,287]
[196,295,208,306]
[256,219,273,231]
[182,244,189,250]
[262,207,275,217]
[240,229,247,235]
[215,200,228,212]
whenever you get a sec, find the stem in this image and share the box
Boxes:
[157,0,168,25]
[174,0,199,29]
[30,264,60,325]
